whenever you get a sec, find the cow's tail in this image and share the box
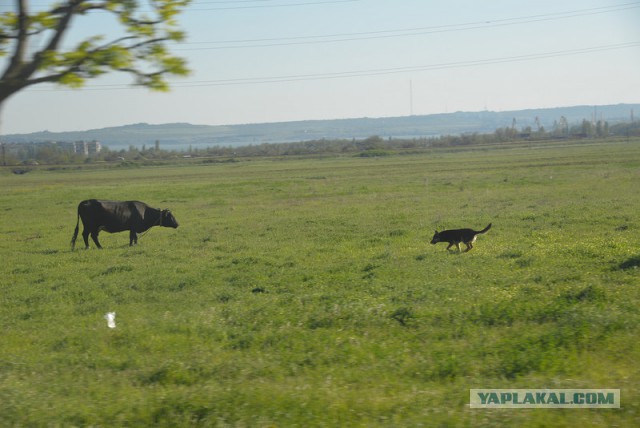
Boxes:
[70,207,80,251]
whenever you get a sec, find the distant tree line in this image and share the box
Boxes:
[3,118,638,167]
[199,118,632,158]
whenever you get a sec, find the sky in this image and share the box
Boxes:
[1,0,639,134]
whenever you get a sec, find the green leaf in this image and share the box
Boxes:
[58,72,85,88]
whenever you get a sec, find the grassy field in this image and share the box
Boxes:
[1,139,639,426]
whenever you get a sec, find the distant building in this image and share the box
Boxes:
[87,141,101,155]
[1,140,102,164]
[56,140,102,156]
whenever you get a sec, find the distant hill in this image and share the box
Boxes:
[4,104,638,150]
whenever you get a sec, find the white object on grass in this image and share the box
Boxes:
[105,312,116,329]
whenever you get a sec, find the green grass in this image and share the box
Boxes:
[1,139,639,426]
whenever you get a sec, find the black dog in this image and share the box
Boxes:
[430,223,491,252]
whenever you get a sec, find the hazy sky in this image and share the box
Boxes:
[2,0,639,134]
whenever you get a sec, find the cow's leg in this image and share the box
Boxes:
[82,229,91,249]
[91,231,102,249]
[129,229,138,246]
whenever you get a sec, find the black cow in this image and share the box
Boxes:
[71,199,179,250]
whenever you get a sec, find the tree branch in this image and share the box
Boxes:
[1,0,191,104]
[39,1,79,56]
[6,0,28,73]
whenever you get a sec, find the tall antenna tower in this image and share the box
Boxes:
[409,80,414,116]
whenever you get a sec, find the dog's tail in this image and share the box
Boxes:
[477,223,492,234]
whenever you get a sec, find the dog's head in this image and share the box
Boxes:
[430,230,440,244]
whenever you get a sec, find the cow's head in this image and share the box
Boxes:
[161,209,179,228]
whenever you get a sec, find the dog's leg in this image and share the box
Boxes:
[446,243,454,251]
[465,242,473,252]
[456,242,462,252]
